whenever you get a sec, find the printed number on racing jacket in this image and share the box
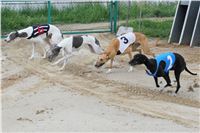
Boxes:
[120,36,129,44]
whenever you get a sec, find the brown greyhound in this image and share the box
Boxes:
[95,32,158,73]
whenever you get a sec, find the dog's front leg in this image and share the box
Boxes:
[52,49,66,66]
[128,66,133,72]
[59,57,67,71]
[39,42,48,59]
[29,43,36,60]
[160,73,172,92]
[163,73,172,87]
[59,54,73,71]
[106,59,113,74]
[52,56,66,66]
[128,52,133,72]
[154,77,160,88]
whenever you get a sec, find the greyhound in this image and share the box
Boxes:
[47,35,104,70]
[129,52,197,94]
[95,32,156,73]
[4,24,63,59]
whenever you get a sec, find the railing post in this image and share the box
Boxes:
[109,2,113,32]
[47,0,51,24]
[113,0,118,33]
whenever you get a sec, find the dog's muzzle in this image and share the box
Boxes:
[129,61,137,66]
[48,54,56,62]
[47,46,62,62]
[4,38,10,43]
[47,51,60,62]
[95,62,105,68]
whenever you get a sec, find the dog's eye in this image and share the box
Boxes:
[100,59,103,61]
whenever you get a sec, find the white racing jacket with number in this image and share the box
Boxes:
[117,32,136,53]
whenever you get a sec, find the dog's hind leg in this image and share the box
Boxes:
[132,42,141,54]
[29,43,36,60]
[40,44,47,59]
[135,49,142,54]
[174,70,181,94]
[139,38,155,57]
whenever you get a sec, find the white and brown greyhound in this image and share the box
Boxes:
[47,35,104,70]
[4,24,63,59]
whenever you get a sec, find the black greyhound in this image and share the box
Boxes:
[129,52,197,94]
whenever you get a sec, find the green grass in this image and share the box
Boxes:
[1,3,109,33]
[127,19,173,38]
[118,2,177,19]
[51,3,109,24]
[1,2,176,38]
[2,7,48,33]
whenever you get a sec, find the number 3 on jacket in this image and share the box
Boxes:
[117,32,136,53]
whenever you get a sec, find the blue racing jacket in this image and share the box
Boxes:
[146,52,176,77]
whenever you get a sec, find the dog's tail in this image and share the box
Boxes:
[185,66,197,75]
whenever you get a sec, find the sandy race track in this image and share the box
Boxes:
[1,33,200,132]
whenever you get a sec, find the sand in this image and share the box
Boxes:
[1,33,200,132]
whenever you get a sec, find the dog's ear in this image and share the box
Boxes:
[106,54,109,59]
[103,51,110,58]
[18,32,28,38]
[95,38,100,46]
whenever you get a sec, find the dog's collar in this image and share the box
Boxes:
[145,59,159,77]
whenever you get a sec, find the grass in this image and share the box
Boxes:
[1,3,109,33]
[127,19,173,38]
[1,1,176,38]
[118,1,177,20]
[2,7,48,33]
[51,3,109,24]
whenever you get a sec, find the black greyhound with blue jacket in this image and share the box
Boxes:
[129,52,197,94]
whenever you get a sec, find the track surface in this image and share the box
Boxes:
[1,34,200,132]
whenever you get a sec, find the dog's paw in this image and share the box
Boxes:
[128,66,133,72]
[106,69,112,74]
[51,63,56,66]
[159,87,165,92]
[59,67,65,71]
[29,56,34,60]
[52,61,61,66]
[164,84,172,88]
[171,93,177,97]
[41,55,47,59]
